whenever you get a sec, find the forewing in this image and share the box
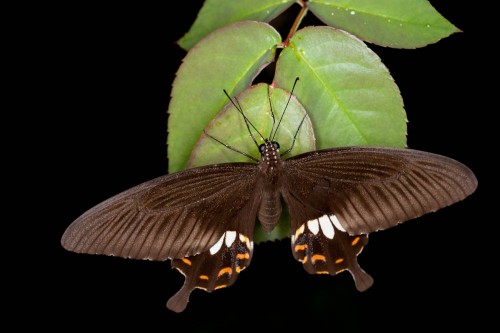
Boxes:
[282,146,478,236]
[61,163,260,260]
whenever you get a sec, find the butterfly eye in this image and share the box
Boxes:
[259,144,266,153]
[272,141,280,150]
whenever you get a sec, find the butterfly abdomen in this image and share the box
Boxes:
[258,188,282,232]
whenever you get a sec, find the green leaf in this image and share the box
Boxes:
[188,83,316,243]
[274,26,407,148]
[307,0,460,48]
[178,0,295,50]
[168,21,281,173]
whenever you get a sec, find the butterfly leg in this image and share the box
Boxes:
[291,214,374,291]
[167,231,254,312]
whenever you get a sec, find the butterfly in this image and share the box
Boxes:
[61,79,477,312]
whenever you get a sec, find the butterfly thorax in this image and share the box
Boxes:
[258,140,283,180]
[257,140,283,232]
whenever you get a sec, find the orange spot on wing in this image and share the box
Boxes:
[198,275,209,280]
[316,271,329,274]
[237,253,250,260]
[181,258,192,265]
[311,254,326,263]
[335,258,344,264]
[294,244,307,252]
[351,237,360,246]
[215,284,227,290]
[217,267,233,277]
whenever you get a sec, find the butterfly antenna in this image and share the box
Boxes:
[224,89,265,148]
[271,77,300,142]
[203,130,259,162]
[268,85,277,141]
[281,112,307,157]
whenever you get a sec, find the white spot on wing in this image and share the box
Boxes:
[295,224,305,238]
[239,233,252,251]
[318,215,335,239]
[307,219,320,235]
[225,230,237,247]
[239,233,248,244]
[210,233,225,255]
[330,215,346,232]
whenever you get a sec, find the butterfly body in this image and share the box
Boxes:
[257,140,284,231]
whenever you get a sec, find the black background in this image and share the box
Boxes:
[32,1,490,331]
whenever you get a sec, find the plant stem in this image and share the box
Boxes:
[284,0,308,47]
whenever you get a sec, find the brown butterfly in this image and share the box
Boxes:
[61,81,477,312]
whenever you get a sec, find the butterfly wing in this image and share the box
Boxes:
[281,146,477,288]
[167,228,255,312]
[282,146,477,235]
[61,163,261,261]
